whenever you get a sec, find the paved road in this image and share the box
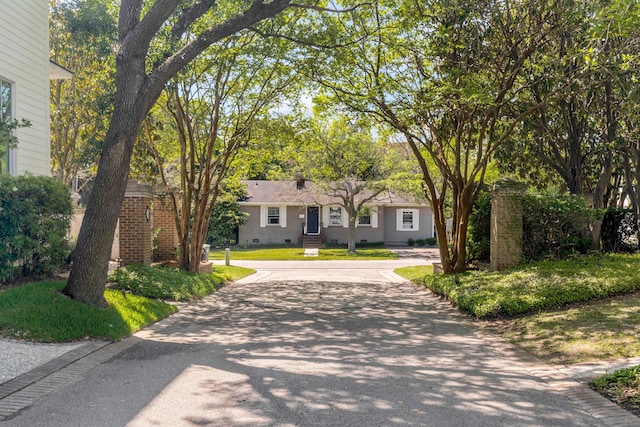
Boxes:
[2,259,637,426]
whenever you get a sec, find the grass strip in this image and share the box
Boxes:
[210,247,397,261]
[0,281,176,342]
[591,365,640,417]
[399,253,640,318]
[109,264,254,301]
[500,292,640,364]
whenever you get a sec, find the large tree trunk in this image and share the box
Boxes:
[63,26,151,305]
[62,116,140,306]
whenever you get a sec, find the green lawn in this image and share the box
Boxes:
[0,265,255,342]
[210,247,398,260]
[399,253,640,318]
[0,281,176,342]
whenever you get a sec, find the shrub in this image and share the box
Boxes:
[415,238,426,246]
[0,175,72,282]
[206,181,248,246]
[109,263,225,301]
[467,191,491,261]
[407,238,415,246]
[601,208,638,253]
[425,237,437,246]
[422,253,640,318]
[466,190,600,262]
[522,192,600,260]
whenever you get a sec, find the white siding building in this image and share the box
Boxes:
[0,0,51,176]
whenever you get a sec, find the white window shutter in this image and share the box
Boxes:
[372,207,378,228]
[260,205,266,228]
[396,209,403,231]
[280,205,287,227]
[414,209,420,230]
[343,210,349,228]
[322,206,329,228]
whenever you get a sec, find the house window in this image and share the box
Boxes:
[397,209,420,231]
[402,211,414,229]
[358,207,371,226]
[329,207,342,225]
[267,206,280,225]
[0,78,13,175]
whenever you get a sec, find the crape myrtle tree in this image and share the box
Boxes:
[144,31,296,272]
[64,0,320,306]
[297,116,395,253]
[311,0,566,273]
[50,0,116,190]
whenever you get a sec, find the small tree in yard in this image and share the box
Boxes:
[206,180,248,247]
[299,117,394,253]
[145,32,294,272]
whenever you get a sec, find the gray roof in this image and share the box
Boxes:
[240,180,428,207]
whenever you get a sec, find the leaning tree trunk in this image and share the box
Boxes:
[62,120,139,306]
[63,51,150,306]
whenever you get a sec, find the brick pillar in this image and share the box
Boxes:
[119,180,153,266]
[152,194,179,262]
[490,179,525,271]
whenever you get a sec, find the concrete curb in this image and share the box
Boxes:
[0,339,139,421]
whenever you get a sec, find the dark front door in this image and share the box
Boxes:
[307,206,320,235]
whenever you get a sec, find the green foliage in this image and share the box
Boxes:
[0,281,176,342]
[407,238,415,246]
[425,237,438,246]
[467,191,491,261]
[394,265,434,283]
[0,175,72,282]
[466,190,599,262]
[109,264,228,301]
[414,253,640,318]
[206,181,248,246]
[522,192,601,260]
[601,208,638,253]
[591,365,640,416]
[49,0,116,186]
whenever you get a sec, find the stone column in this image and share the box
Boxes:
[119,180,153,266]
[490,180,525,271]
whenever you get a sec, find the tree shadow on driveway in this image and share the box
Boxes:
[115,280,601,426]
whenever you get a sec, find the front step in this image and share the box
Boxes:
[303,235,322,249]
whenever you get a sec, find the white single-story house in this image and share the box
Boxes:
[237,180,434,246]
[0,1,71,176]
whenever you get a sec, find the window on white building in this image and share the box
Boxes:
[329,206,342,225]
[358,207,371,226]
[267,206,280,225]
[396,208,419,231]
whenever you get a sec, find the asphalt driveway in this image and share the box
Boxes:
[2,259,635,426]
